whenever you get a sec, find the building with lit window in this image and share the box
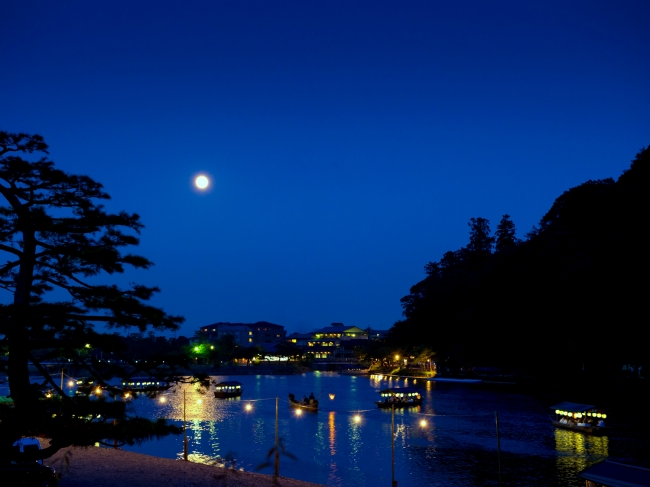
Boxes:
[197,321,286,348]
[287,323,369,360]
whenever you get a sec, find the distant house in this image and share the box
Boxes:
[197,321,286,348]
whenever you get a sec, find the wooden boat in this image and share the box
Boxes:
[214,381,243,398]
[579,460,650,486]
[375,387,423,409]
[74,377,96,395]
[288,393,319,411]
[551,401,608,435]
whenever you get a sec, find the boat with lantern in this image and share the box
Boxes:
[122,377,170,392]
[74,377,96,395]
[551,402,608,435]
[375,387,423,409]
[214,381,243,398]
[288,393,319,411]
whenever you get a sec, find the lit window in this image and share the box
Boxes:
[249,338,252,342]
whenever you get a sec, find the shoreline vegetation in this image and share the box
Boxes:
[41,440,326,487]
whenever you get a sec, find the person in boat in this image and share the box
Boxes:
[289,393,296,402]
[309,392,315,405]
[303,396,309,405]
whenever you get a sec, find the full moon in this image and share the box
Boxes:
[195,175,209,189]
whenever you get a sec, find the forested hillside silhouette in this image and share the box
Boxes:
[390,146,649,377]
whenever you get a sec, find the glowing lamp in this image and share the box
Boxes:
[95,387,102,395]
[159,396,166,403]
[245,404,252,411]
[602,414,607,419]
[329,394,335,400]
[354,415,361,423]
[295,409,302,416]
[420,420,427,427]
[555,410,560,414]
[68,380,75,387]
[197,399,202,404]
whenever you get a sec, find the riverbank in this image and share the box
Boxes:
[43,443,326,487]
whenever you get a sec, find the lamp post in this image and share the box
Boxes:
[391,404,395,486]
[183,389,188,461]
[495,411,502,486]
[274,396,279,477]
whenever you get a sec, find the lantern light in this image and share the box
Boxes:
[420,420,427,428]
[354,414,361,423]
[245,404,252,411]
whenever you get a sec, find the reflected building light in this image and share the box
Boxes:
[329,411,336,455]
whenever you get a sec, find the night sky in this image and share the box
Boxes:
[2,1,649,337]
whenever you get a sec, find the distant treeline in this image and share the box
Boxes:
[389,146,649,376]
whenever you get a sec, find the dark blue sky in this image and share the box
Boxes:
[2,1,649,336]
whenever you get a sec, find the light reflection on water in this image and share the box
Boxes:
[555,428,609,485]
[97,374,647,487]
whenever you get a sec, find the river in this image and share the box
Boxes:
[5,372,648,486]
[118,372,648,486]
